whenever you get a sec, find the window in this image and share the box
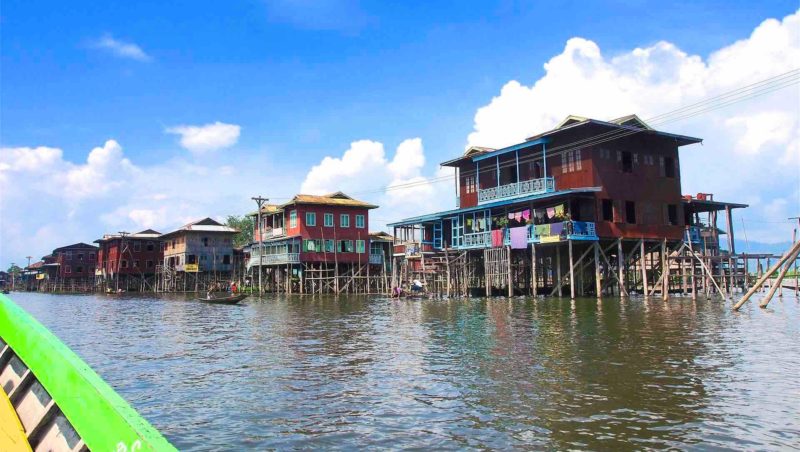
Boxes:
[633,153,639,165]
[602,199,614,222]
[146,260,154,268]
[664,157,675,178]
[187,255,197,264]
[133,241,141,252]
[202,237,209,247]
[575,149,582,170]
[625,201,636,224]
[324,239,335,252]
[306,212,316,227]
[289,210,297,228]
[223,255,231,264]
[621,152,633,173]
[65,251,72,260]
[339,240,354,253]
[465,175,477,194]
[356,240,366,253]
[76,266,83,273]
[340,214,350,228]
[133,260,140,268]
[303,239,322,252]
[561,152,568,174]
[355,215,365,228]
[567,151,574,172]
[146,242,154,251]
[171,240,176,249]
[667,204,678,225]
[65,265,71,274]
[121,260,128,269]
[89,253,95,260]
[324,213,334,227]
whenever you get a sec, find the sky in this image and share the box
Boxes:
[1,0,799,268]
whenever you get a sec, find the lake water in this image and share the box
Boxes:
[9,292,800,450]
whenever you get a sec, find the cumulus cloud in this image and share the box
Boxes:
[299,138,453,230]
[91,34,152,62]
[466,9,800,243]
[166,122,241,154]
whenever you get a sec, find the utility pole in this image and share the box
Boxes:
[252,196,269,296]
[10,262,16,291]
[26,256,32,290]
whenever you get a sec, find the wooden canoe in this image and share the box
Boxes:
[0,293,176,451]
[197,294,248,305]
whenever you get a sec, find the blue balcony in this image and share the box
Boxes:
[477,177,555,204]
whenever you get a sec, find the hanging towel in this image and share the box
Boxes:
[515,212,523,222]
[547,207,556,219]
[522,209,531,221]
[555,204,564,217]
[534,224,550,238]
[508,212,515,220]
[510,226,528,249]
[550,222,564,236]
[491,229,504,247]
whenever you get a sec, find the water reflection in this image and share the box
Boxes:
[9,292,800,450]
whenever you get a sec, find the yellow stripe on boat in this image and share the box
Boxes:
[0,388,31,452]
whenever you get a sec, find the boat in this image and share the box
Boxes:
[1,290,9,294]
[197,293,248,305]
[0,293,176,451]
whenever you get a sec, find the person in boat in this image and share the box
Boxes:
[230,281,238,294]
[411,279,424,293]
[391,286,404,298]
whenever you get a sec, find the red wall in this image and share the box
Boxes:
[55,246,98,278]
[96,239,164,274]
[285,204,372,264]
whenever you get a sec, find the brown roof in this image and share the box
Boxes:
[369,231,394,242]
[160,217,239,238]
[280,191,378,209]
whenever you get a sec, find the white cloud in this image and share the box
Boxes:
[299,138,453,231]
[92,34,152,62]
[166,122,241,154]
[467,9,800,243]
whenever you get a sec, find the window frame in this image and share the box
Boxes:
[305,212,316,227]
[289,210,297,228]
[324,213,334,227]
[355,214,365,228]
[340,214,350,228]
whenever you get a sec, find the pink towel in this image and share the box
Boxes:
[491,229,504,247]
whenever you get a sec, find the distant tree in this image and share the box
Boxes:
[6,264,22,274]
[225,215,255,248]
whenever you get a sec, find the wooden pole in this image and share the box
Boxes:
[568,240,575,300]
[759,245,800,308]
[795,229,799,297]
[594,243,602,299]
[734,241,800,310]
[556,245,562,297]
[531,243,538,297]
[617,239,626,297]
[507,246,513,297]
[640,240,648,298]
[662,239,669,301]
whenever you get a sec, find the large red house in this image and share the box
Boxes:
[50,243,98,280]
[248,192,384,292]
[94,229,163,289]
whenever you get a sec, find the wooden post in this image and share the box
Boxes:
[594,243,602,299]
[484,249,490,297]
[759,246,800,308]
[444,244,451,298]
[734,241,800,310]
[617,239,626,297]
[507,246,513,297]
[568,240,575,300]
[662,239,669,301]
[531,243,537,297]
[640,240,648,298]
[556,245,562,297]
[795,229,799,297]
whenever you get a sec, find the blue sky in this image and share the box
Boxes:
[1,1,799,266]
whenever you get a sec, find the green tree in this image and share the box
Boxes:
[225,215,255,248]
[7,264,22,274]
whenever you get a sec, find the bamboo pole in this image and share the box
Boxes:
[507,246,513,297]
[759,245,800,308]
[594,243,602,299]
[556,245,562,297]
[734,241,800,310]
[640,240,648,298]
[617,239,626,297]
[662,239,669,301]
[569,240,575,300]
[531,243,538,297]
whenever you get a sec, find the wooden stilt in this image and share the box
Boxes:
[594,243,602,299]
[759,244,800,308]
[640,240,648,298]
[735,241,800,310]
[531,243,537,297]
[617,239,626,297]
[507,246,513,297]
[569,240,575,300]
[556,245,562,297]
[662,239,669,301]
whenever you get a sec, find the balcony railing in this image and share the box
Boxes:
[477,177,555,204]
[248,253,300,268]
[529,221,597,243]
[463,231,491,249]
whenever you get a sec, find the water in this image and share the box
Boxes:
[8,292,800,450]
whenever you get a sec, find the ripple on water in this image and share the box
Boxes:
[8,292,800,450]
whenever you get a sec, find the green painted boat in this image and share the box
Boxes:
[0,294,176,451]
